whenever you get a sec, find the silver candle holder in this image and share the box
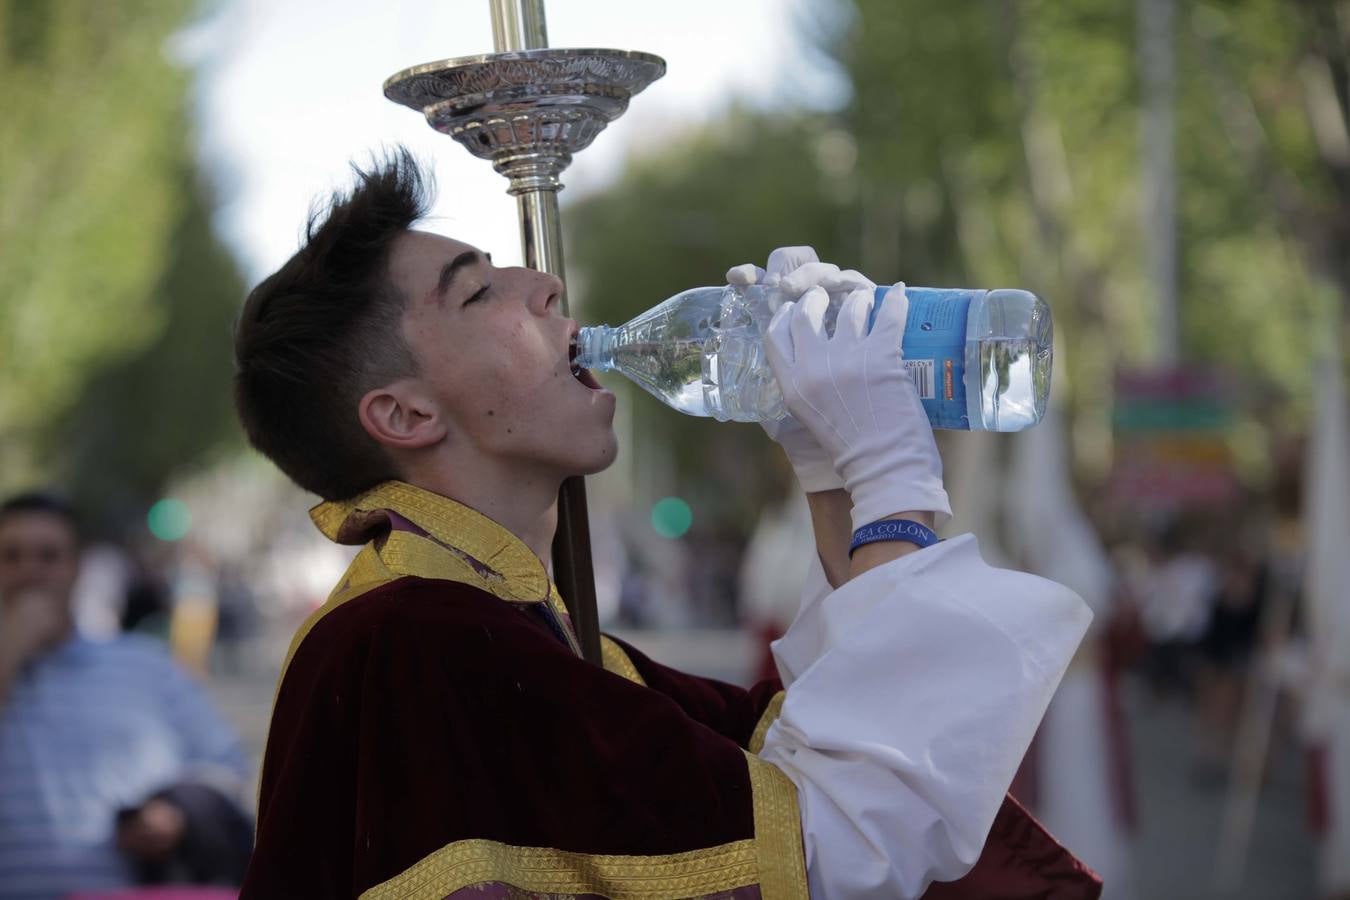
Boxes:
[385,49,665,196]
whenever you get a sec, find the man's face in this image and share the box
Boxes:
[0,511,80,612]
[390,230,618,478]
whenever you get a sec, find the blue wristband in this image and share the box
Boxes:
[849,518,940,556]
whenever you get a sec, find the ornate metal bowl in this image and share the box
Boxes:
[384,48,666,195]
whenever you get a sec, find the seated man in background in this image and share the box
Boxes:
[0,492,253,899]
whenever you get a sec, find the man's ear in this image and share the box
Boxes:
[358,381,447,451]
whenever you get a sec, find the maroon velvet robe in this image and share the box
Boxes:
[242,574,1100,898]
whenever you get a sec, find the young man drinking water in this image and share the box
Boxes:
[234,149,1101,899]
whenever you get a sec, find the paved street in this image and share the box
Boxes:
[1123,679,1316,899]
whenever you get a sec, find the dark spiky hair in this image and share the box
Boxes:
[233,147,431,501]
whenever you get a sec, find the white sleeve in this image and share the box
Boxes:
[758,533,1092,899]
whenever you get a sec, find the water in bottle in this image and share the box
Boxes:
[571,282,1052,431]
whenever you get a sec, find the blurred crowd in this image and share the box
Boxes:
[1118,521,1287,780]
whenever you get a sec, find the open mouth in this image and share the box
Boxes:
[569,337,603,390]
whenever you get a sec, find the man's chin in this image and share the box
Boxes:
[578,457,617,478]
[565,434,620,478]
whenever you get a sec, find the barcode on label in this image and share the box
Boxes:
[904,359,936,400]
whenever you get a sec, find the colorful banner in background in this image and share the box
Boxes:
[1109,367,1240,509]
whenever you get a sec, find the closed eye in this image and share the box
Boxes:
[464,283,491,305]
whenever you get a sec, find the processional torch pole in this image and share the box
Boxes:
[383,0,665,664]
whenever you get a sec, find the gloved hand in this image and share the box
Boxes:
[726,247,871,493]
[763,284,952,531]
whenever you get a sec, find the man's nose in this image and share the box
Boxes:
[524,269,565,315]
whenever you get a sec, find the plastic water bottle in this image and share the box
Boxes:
[572,283,1052,431]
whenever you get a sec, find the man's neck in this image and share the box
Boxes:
[407,464,561,567]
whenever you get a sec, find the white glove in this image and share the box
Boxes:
[726,247,870,493]
[764,284,952,531]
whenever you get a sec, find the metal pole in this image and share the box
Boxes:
[1139,0,1180,365]
[489,0,603,665]
[490,0,547,50]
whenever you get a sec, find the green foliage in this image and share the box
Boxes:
[52,167,245,525]
[0,0,246,526]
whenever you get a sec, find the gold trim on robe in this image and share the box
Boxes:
[281,483,554,678]
[312,480,552,604]
[601,636,648,687]
[357,751,806,900]
[357,838,759,900]
[748,692,786,755]
[746,752,811,899]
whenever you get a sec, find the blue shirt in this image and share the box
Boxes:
[0,635,248,899]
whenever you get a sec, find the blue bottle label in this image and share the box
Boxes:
[868,286,973,430]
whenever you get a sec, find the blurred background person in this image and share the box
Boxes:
[1138,523,1217,706]
[0,493,253,899]
[1300,347,1350,900]
[1194,542,1268,780]
[167,541,221,679]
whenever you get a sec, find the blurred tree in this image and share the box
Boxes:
[829,0,1345,480]
[51,164,244,528]
[0,0,244,526]
[1180,0,1349,375]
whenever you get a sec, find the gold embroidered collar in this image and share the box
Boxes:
[310,481,551,605]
